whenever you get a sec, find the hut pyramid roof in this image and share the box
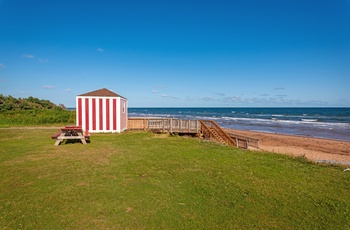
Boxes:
[78,88,126,98]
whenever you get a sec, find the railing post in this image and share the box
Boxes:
[170,118,173,133]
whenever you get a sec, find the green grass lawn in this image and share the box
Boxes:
[0,129,349,229]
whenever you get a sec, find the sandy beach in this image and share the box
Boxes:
[228,129,350,165]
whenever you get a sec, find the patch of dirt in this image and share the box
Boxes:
[153,133,169,138]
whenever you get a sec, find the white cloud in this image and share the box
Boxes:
[64,89,72,92]
[185,96,195,101]
[38,58,49,63]
[273,87,285,90]
[22,54,35,59]
[160,94,179,99]
[97,48,104,52]
[215,93,226,96]
[152,90,159,93]
[0,63,5,69]
[199,97,215,101]
[244,97,265,104]
[224,96,241,103]
[43,85,55,89]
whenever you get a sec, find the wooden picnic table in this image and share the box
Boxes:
[53,125,89,146]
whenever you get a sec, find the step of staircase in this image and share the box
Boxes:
[210,128,226,144]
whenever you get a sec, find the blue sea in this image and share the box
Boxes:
[128,107,350,141]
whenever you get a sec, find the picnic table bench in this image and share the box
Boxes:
[52,125,90,146]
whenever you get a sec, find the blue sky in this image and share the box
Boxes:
[0,0,349,107]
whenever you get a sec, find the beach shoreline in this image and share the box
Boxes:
[226,129,350,166]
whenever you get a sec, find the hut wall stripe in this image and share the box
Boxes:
[104,98,107,131]
[101,98,104,131]
[99,98,103,131]
[85,98,89,131]
[113,99,117,130]
[95,98,99,131]
[92,98,96,131]
[81,98,86,131]
[107,99,110,130]
[88,98,92,132]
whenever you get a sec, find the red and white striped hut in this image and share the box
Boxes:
[76,88,128,133]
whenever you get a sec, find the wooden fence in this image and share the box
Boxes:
[226,131,260,149]
[128,117,200,134]
[128,117,259,149]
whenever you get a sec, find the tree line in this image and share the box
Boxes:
[0,94,66,111]
[0,94,75,125]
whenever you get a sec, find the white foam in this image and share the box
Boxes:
[221,116,349,127]
[301,119,318,122]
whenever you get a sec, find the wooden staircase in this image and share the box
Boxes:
[210,128,226,144]
[199,120,237,147]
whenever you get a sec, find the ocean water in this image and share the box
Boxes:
[128,107,350,141]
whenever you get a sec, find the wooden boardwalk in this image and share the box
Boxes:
[128,117,259,149]
[128,117,200,134]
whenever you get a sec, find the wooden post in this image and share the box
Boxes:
[170,118,173,133]
[197,120,199,134]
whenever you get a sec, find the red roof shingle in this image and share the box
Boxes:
[78,88,126,98]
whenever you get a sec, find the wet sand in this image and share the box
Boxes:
[227,129,350,165]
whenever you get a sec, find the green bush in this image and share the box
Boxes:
[0,94,67,111]
[0,94,75,125]
[0,109,75,125]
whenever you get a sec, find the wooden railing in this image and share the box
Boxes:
[199,120,237,147]
[128,118,148,130]
[128,117,200,134]
[226,131,260,149]
[169,119,200,133]
[199,120,217,141]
